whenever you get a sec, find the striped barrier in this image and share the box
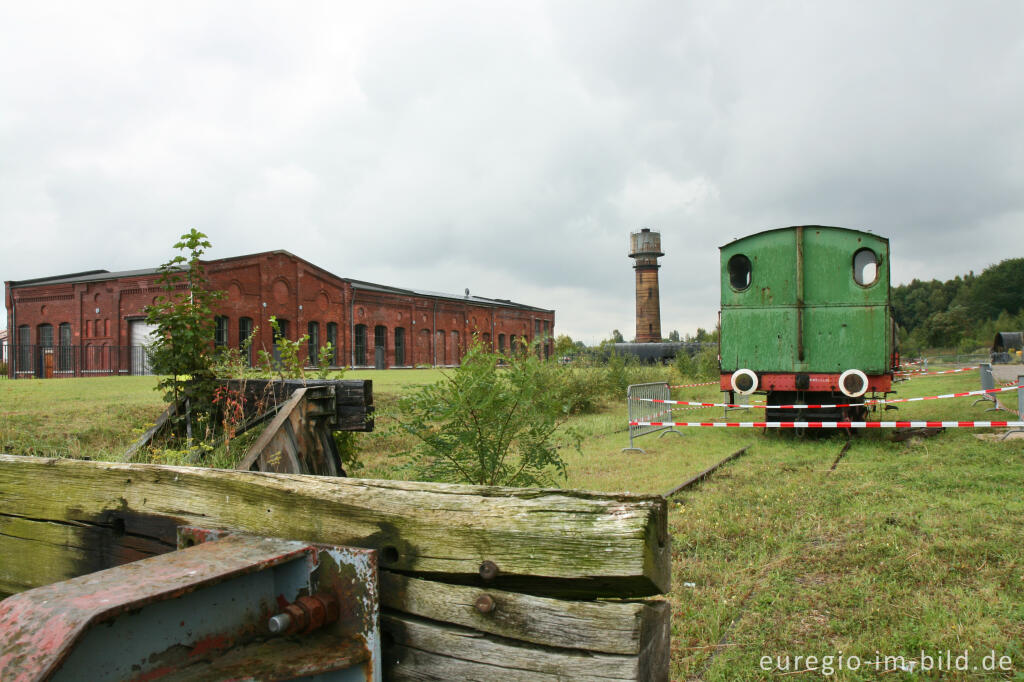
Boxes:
[629,420,1024,429]
[632,384,1022,410]
[668,381,718,389]
[895,367,976,377]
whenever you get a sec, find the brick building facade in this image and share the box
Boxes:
[4,250,554,377]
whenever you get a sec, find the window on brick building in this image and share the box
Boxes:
[38,324,53,348]
[17,325,30,372]
[58,323,72,372]
[498,334,505,353]
[451,330,460,363]
[354,324,367,365]
[272,319,290,366]
[214,316,229,348]
[394,327,406,366]
[435,330,445,365]
[374,326,387,369]
[307,322,319,366]
[238,317,254,366]
[326,322,338,365]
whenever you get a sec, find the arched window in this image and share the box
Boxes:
[272,319,290,366]
[17,325,30,372]
[58,323,72,372]
[435,330,446,366]
[238,317,254,366]
[308,321,320,366]
[326,322,338,366]
[37,324,53,348]
[394,327,406,366]
[451,330,460,363]
[354,324,367,365]
[214,316,229,347]
[374,326,387,368]
[510,334,517,354]
[498,334,506,353]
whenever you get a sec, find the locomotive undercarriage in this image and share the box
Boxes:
[764,391,868,422]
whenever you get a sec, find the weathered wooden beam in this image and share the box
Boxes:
[0,455,669,598]
[382,613,666,681]
[121,399,181,462]
[379,573,668,656]
[223,379,374,432]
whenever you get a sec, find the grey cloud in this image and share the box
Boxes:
[2,1,1023,342]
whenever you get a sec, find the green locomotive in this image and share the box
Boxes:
[719,226,899,420]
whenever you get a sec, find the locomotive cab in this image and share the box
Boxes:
[719,226,898,421]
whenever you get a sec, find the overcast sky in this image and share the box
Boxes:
[2,2,1023,343]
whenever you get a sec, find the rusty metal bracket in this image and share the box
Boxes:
[0,527,380,681]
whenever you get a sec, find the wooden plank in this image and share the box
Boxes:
[382,613,659,681]
[379,572,668,655]
[120,399,180,462]
[236,388,308,472]
[224,379,373,432]
[0,455,669,598]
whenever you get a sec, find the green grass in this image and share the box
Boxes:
[2,368,1022,679]
[0,375,164,459]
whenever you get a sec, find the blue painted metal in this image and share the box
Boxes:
[0,527,380,681]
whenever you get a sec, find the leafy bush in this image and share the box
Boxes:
[396,341,579,486]
[674,349,696,380]
[695,345,720,379]
[143,229,225,441]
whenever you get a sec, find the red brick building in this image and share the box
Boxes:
[4,250,554,377]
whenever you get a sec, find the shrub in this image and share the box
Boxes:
[397,341,579,486]
[674,349,696,380]
[695,345,720,379]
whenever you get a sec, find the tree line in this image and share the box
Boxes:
[892,257,1024,354]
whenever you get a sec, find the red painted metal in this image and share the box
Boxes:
[719,372,893,394]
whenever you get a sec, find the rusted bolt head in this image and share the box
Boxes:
[479,560,499,581]
[475,594,496,614]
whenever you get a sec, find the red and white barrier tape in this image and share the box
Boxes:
[895,367,976,377]
[630,420,1024,429]
[631,384,1022,410]
[669,381,719,389]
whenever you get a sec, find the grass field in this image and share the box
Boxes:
[2,367,1022,679]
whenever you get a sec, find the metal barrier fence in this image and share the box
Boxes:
[2,344,152,378]
[623,382,681,453]
[1001,375,1024,440]
[972,362,999,411]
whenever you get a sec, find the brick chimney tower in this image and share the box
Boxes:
[629,228,663,343]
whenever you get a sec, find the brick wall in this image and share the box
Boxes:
[5,250,555,375]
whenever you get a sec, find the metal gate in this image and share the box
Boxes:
[623,382,682,453]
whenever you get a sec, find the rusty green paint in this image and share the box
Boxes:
[720,226,893,374]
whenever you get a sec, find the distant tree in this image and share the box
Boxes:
[667,329,680,342]
[610,329,625,343]
[954,258,1024,321]
[554,334,576,358]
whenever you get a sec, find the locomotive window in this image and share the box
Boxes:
[728,254,752,291]
[853,248,878,286]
